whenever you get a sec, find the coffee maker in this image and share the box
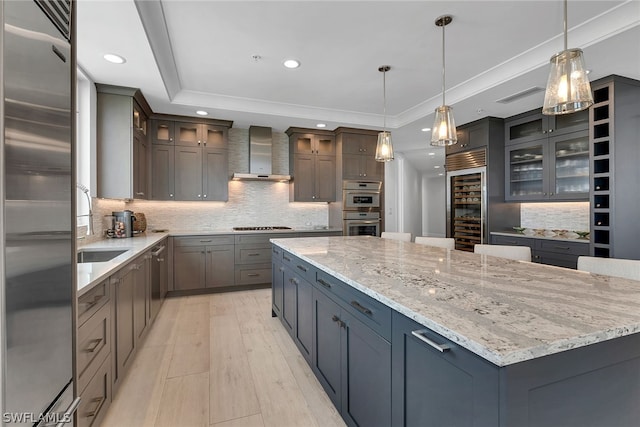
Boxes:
[112,210,135,238]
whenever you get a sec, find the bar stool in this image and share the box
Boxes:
[474,244,531,262]
[380,232,412,242]
[414,236,455,250]
[577,256,640,281]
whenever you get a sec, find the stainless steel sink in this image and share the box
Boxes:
[77,249,128,263]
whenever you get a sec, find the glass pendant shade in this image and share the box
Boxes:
[542,48,593,115]
[375,131,394,161]
[430,105,457,146]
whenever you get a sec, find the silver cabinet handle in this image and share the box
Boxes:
[553,246,571,250]
[273,248,281,255]
[247,273,260,277]
[248,253,260,256]
[317,278,331,289]
[135,192,145,196]
[203,195,207,198]
[199,239,212,242]
[283,255,291,262]
[297,264,308,272]
[151,245,166,256]
[350,300,372,316]
[411,330,451,352]
[84,396,106,418]
[85,338,103,353]
[278,266,284,272]
[55,396,82,427]
[157,258,164,262]
[169,193,174,197]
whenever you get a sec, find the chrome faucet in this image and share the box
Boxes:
[76,183,94,236]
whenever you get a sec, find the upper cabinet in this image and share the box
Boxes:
[286,128,336,202]
[174,122,227,149]
[504,109,589,202]
[335,128,384,182]
[96,84,152,200]
[150,119,175,145]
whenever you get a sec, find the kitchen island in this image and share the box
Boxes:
[271,235,640,427]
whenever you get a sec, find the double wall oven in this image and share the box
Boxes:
[342,181,382,236]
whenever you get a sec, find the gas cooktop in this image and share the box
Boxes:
[232,226,293,231]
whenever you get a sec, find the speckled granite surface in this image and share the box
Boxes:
[271,236,640,367]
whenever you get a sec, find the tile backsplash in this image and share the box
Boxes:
[520,202,589,231]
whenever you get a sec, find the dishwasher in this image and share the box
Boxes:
[150,243,167,320]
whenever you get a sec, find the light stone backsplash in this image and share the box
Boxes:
[520,202,589,231]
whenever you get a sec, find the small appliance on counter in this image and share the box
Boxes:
[132,212,147,234]
[111,210,135,238]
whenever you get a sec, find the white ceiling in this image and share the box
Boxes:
[76,0,640,176]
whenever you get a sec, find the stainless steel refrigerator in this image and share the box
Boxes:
[2,0,78,425]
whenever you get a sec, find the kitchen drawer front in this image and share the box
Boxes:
[235,246,272,265]
[315,269,392,341]
[235,233,292,245]
[174,235,234,246]
[272,245,284,261]
[491,234,535,249]
[77,301,111,393]
[534,251,581,269]
[77,355,112,427]
[78,280,110,326]
[535,239,589,256]
[235,265,272,285]
[282,251,316,284]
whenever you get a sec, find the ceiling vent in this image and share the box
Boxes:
[495,86,545,104]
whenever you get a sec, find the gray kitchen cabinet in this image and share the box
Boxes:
[235,233,287,287]
[391,311,499,427]
[173,236,235,291]
[505,108,589,146]
[96,84,152,200]
[151,144,175,200]
[150,119,175,145]
[133,253,150,342]
[175,145,228,201]
[175,122,227,149]
[490,234,588,269]
[336,129,384,181]
[287,128,337,202]
[111,262,135,390]
[76,355,111,427]
[283,267,314,364]
[271,246,285,317]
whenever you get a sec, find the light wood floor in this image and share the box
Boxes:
[101,288,346,427]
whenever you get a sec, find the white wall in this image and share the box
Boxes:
[383,153,423,239]
[421,175,447,237]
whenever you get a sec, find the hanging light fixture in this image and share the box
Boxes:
[431,15,457,147]
[542,0,593,115]
[375,65,394,162]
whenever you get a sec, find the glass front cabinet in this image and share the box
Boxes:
[505,129,589,201]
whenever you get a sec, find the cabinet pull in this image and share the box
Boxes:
[290,277,298,285]
[81,295,102,311]
[199,239,212,242]
[85,396,106,418]
[135,192,145,196]
[411,330,451,352]
[296,264,308,272]
[279,266,284,272]
[283,255,291,262]
[85,338,103,353]
[317,278,332,289]
[248,253,260,256]
[151,245,166,257]
[505,240,517,244]
[331,315,346,328]
[553,246,571,250]
[350,300,372,316]
[247,273,260,277]
[273,248,281,255]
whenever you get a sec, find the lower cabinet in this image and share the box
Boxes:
[76,356,112,427]
[391,312,499,427]
[173,236,235,290]
[491,234,588,269]
[271,246,285,316]
[282,267,313,363]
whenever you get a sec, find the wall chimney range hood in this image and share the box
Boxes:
[232,126,291,182]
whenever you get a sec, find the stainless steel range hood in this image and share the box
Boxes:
[232,126,291,181]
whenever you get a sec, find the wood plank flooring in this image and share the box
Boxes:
[101,289,345,427]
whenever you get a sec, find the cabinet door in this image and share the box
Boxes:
[505,112,547,145]
[271,248,284,317]
[314,155,336,202]
[151,144,175,200]
[175,146,203,200]
[548,108,589,136]
[505,140,547,201]
[150,119,175,145]
[445,127,470,155]
[315,134,336,156]
[133,257,149,341]
[133,132,148,199]
[342,153,364,180]
[342,133,366,155]
[201,124,226,149]
[282,268,298,336]
[292,154,315,201]
[391,312,499,427]
[174,246,206,290]
[114,268,136,383]
[341,309,391,427]
[203,147,228,201]
[295,274,313,364]
[364,155,384,181]
[133,101,147,136]
[292,134,315,155]
[549,130,589,200]
[205,244,235,288]
[175,121,202,146]
[312,288,342,409]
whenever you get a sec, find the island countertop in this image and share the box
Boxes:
[270,235,640,367]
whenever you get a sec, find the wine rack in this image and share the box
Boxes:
[451,173,483,251]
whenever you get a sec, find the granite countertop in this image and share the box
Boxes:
[491,230,590,243]
[270,236,640,367]
[168,227,342,236]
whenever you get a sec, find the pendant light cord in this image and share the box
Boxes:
[563,0,568,50]
[383,69,387,132]
[441,20,446,105]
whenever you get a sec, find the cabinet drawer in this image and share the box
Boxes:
[282,251,316,284]
[535,239,589,256]
[315,270,392,341]
[77,301,111,393]
[235,266,272,285]
[235,233,292,245]
[534,251,581,269]
[491,234,535,249]
[174,235,234,246]
[77,355,112,427]
[272,245,284,261]
[78,280,110,327]
[235,247,271,264]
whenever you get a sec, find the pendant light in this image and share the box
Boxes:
[375,65,394,162]
[542,0,593,115]
[431,15,457,147]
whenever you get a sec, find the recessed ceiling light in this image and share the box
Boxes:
[421,127,431,132]
[316,123,326,128]
[438,173,444,176]
[196,110,208,116]
[283,59,300,69]
[428,152,435,156]
[103,53,126,64]
[434,165,441,169]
